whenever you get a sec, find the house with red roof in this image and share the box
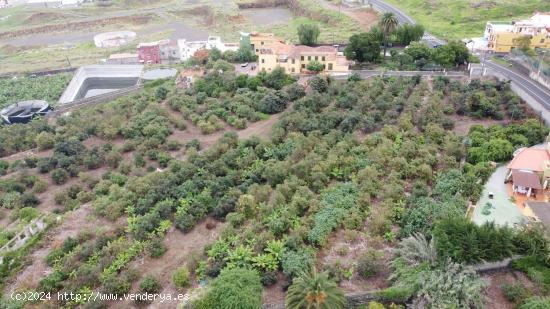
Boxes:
[506,145,550,196]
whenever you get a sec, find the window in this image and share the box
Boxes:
[256,49,259,52]
[315,56,318,61]
[261,59,265,63]
[308,56,311,60]
[301,64,305,69]
[541,39,545,43]
[323,64,326,69]
[301,56,304,61]
[291,68,295,72]
[261,41,264,45]
[328,63,333,70]
[292,59,295,64]
[322,56,325,61]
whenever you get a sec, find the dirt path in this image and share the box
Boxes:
[3,203,120,294]
[316,0,378,31]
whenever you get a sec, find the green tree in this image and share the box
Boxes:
[404,42,433,61]
[514,35,532,53]
[379,12,399,58]
[298,24,321,46]
[394,24,425,45]
[286,269,346,309]
[344,31,382,63]
[434,41,470,68]
[306,60,324,73]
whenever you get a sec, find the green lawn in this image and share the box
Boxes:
[382,0,550,41]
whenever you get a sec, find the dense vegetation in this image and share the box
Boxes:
[0,73,72,108]
[0,67,549,308]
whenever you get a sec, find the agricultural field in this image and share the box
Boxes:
[0,0,366,74]
[1,57,549,308]
[0,73,72,108]
[383,0,550,40]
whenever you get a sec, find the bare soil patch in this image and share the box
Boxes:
[24,12,73,25]
[120,219,226,309]
[0,14,153,40]
[452,115,507,136]
[482,270,536,309]
[3,203,120,294]
[317,229,392,293]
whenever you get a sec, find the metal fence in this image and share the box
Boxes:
[508,49,550,88]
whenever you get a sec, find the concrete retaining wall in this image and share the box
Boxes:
[0,216,47,265]
[59,65,143,104]
[50,84,144,117]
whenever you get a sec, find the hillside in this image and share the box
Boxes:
[383,0,550,40]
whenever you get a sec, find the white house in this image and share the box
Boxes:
[177,36,239,62]
[177,39,208,62]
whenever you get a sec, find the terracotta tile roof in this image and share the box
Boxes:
[288,45,338,59]
[525,201,550,225]
[507,148,550,172]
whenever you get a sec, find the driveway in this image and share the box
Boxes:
[472,165,527,227]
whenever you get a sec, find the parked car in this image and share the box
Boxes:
[240,62,249,67]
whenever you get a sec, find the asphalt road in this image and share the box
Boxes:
[367,0,550,111]
[485,60,550,110]
[368,0,446,47]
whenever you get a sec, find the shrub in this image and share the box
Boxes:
[519,296,550,309]
[51,169,69,185]
[139,275,162,294]
[306,61,324,72]
[172,266,191,289]
[35,132,55,150]
[433,217,515,263]
[501,283,529,304]
[1,192,21,209]
[155,86,169,101]
[308,183,357,246]
[260,271,278,286]
[196,268,262,309]
[309,76,328,93]
[148,241,167,258]
[357,249,384,279]
[281,248,315,278]
[32,179,48,193]
[17,207,39,222]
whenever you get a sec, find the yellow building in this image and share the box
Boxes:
[253,36,349,74]
[249,33,284,55]
[485,12,550,53]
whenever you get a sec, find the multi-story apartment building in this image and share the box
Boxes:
[485,12,550,53]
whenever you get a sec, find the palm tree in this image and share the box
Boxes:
[379,12,399,59]
[285,269,346,309]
